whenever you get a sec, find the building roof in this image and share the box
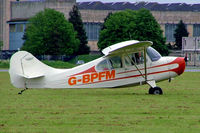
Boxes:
[77,1,200,12]
[77,1,112,10]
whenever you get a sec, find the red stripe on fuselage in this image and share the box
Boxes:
[75,69,171,86]
[117,57,184,75]
[74,57,185,86]
[71,66,96,76]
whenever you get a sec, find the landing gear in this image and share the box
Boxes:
[18,88,28,95]
[146,80,163,95]
[149,87,163,95]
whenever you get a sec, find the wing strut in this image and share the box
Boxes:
[144,48,147,81]
[143,47,157,88]
[126,47,146,80]
[126,46,156,88]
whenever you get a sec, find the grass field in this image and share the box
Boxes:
[0,60,9,68]
[0,72,200,133]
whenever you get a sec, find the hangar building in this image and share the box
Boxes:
[1,0,200,52]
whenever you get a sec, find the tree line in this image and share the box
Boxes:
[22,6,188,56]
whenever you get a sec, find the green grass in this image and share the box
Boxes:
[0,60,9,68]
[0,72,200,132]
[42,60,76,68]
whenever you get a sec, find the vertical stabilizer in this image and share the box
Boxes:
[9,51,54,88]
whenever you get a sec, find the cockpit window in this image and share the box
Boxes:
[96,56,122,71]
[147,47,161,61]
[132,52,144,64]
[96,59,110,71]
[109,56,122,69]
[124,52,144,66]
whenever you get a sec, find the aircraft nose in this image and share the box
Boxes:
[175,57,186,75]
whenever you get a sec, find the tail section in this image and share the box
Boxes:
[9,51,54,88]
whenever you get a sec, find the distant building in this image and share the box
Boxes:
[0,0,15,50]
[78,2,200,51]
[2,0,200,53]
[182,37,200,66]
[4,0,76,51]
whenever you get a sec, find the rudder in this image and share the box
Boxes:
[9,51,53,88]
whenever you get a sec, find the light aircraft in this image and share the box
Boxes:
[9,40,185,95]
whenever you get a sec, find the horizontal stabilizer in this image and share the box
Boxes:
[9,51,55,88]
[17,73,44,79]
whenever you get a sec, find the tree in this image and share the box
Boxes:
[98,10,137,51]
[22,8,79,56]
[69,5,89,55]
[101,12,113,30]
[174,20,189,50]
[98,9,169,55]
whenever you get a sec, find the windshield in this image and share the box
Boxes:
[147,47,161,61]
[96,59,110,71]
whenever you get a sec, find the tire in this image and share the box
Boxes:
[149,87,163,95]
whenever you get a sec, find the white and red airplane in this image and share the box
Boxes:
[9,40,185,94]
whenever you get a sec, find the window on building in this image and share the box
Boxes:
[24,24,27,31]
[10,24,16,32]
[198,54,200,61]
[84,22,102,41]
[193,24,200,37]
[16,24,24,32]
[10,24,25,33]
[165,24,177,42]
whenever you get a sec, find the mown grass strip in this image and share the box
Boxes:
[0,72,200,132]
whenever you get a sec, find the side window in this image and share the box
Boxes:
[124,55,132,67]
[133,53,140,64]
[126,52,144,65]
[138,52,144,64]
[109,56,122,69]
[96,59,109,71]
[147,47,161,61]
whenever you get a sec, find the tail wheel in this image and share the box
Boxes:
[149,87,163,95]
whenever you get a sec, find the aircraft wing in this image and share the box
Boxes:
[102,40,152,56]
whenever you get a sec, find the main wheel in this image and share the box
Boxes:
[149,87,163,95]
